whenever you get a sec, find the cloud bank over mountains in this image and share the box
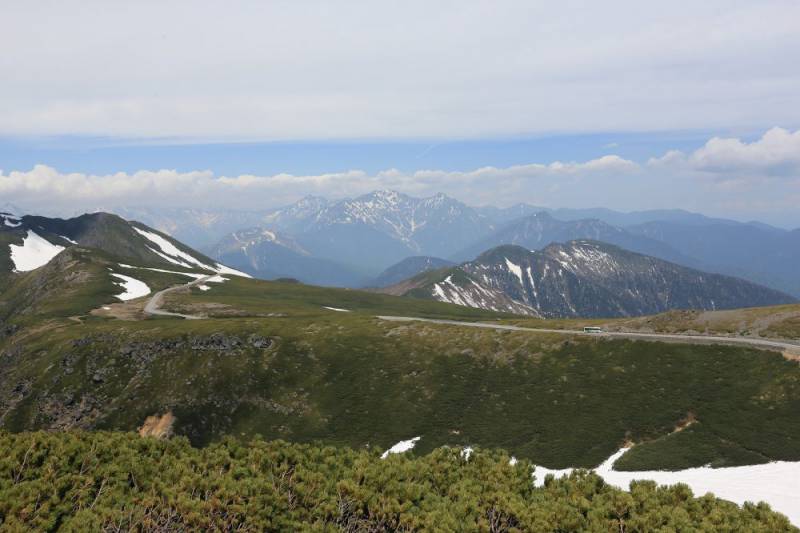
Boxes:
[2,128,798,225]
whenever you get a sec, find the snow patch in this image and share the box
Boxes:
[197,285,211,291]
[532,465,574,487]
[118,264,206,280]
[381,437,421,459]
[58,235,78,245]
[505,258,524,284]
[215,262,252,278]
[323,306,351,312]
[432,283,447,301]
[8,230,65,272]
[3,215,21,228]
[111,273,151,301]
[534,447,800,525]
[134,227,214,269]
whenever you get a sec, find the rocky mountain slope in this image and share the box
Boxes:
[0,211,246,280]
[389,241,796,318]
[0,211,251,315]
[206,190,496,274]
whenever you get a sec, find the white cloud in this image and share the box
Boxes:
[2,128,799,226]
[1,1,799,139]
[0,154,637,214]
[689,127,800,175]
[648,127,800,176]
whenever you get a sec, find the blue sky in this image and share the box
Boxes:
[1,1,799,226]
[0,130,720,176]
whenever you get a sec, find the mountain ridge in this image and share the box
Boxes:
[385,240,796,318]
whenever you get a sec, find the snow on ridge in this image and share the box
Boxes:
[215,263,252,278]
[2,214,21,228]
[133,226,251,278]
[381,437,421,459]
[9,230,65,272]
[111,273,151,301]
[505,258,524,285]
[59,235,78,245]
[118,263,206,280]
[432,283,448,301]
[134,227,214,270]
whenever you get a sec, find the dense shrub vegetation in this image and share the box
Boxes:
[0,431,794,531]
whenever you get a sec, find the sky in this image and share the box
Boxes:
[1,1,799,226]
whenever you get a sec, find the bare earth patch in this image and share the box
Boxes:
[139,412,176,439]
[783,351,800,363]
[91,300,147,320]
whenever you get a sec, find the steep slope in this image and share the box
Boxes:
[208,227,365,287]
[453,212,693,265]
[627,221,800,297]
[0,212,249,285]
[391,241,796,318]
[368,256,455,288]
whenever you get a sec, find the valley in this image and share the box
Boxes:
[2,209,799,527]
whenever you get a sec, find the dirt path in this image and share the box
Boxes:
[143,275,213,320]
[377,316,800,354]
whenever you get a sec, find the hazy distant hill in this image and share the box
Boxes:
[368,256,455,288]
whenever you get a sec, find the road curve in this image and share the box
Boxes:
[376,316,800,354]
[144,275,212,320]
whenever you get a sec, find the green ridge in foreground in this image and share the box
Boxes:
[0,431,794,531]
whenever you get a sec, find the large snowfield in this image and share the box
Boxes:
[9,230,65,272]
[534,447,800,525]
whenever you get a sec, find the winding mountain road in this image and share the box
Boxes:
[140,278,800,354]
[143,275,212,320]
[377,316,800,354]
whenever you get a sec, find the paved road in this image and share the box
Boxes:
[377,316,800,354]
[143,275,212,320]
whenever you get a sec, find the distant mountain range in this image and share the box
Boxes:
[1,209,795,321]
[101,191,799,296]
[380,241,795,318]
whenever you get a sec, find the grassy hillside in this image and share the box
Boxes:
[0,248,202,327]
[2,284,800,470]
[508,303,800,341]
[0,431,794,531]
[163,275,508,320]
[3,262,800,475]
